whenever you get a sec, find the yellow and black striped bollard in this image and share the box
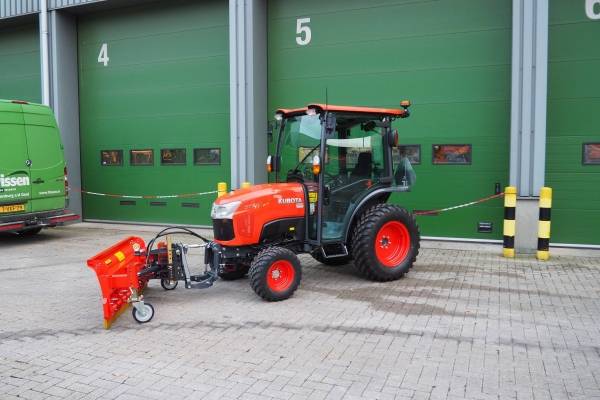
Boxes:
[503,186,517,258]
[536,187,552,261]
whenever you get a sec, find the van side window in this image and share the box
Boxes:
[101,150,123,166]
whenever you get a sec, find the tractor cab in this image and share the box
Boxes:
[269,103,414,256]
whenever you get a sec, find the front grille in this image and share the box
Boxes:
[213,219,234,241]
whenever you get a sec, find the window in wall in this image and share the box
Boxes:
[432,144,472,165]
[194,148,221,165]
[130,149,154,166]
[393,145,421,165]
[161,149,186,165]
[101,150,122,166]
[583,143,600,165]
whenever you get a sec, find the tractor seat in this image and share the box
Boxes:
[351,152,372,179]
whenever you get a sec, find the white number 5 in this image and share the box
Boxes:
[296,18,311,46]
[586,0,600,19]
[98,43,109,66]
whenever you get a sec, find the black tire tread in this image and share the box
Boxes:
[351,204,420,282]
[249,247,301,301]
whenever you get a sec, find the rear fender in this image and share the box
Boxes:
[343,188,399,245]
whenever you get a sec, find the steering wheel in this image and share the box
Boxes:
[286,169,305,183]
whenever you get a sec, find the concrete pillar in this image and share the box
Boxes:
[49,10,82,216]
[510,0,549,251]
[229,0,268,189]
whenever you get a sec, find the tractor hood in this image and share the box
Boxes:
[211,183,306,246]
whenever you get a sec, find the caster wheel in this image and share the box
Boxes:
[160,278,178,290]
[132,303,154,323]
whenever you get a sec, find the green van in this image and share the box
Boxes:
[0,99,78,235]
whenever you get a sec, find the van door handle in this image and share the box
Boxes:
[33,178,45,184]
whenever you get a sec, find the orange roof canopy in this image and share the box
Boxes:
[276,103,407,118]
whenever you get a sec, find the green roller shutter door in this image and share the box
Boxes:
[268,0,512,240]
[78,0,229,225]
[0,24,41,103]
[547,1,600,246]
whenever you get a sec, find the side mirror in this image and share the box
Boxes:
[267,121,279,143]
[387,129,399,148]
[324,113,336,136]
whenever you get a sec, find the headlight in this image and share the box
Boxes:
[211,201,241,219]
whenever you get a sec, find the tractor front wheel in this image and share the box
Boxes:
[352,204,420,281]
[249,247,301,301]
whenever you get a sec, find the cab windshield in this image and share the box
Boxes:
[276,114,322,183]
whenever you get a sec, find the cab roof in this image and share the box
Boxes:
[275,103,408,118]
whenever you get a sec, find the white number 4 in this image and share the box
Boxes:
[586,0,600,19]
[97,43,109,66]
[296,18,311,46]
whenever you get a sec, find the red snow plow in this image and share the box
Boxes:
[86,236,151,328]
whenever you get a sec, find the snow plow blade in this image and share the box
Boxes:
[86,236,148,329]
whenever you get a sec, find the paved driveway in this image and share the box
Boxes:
[1,225,599,400]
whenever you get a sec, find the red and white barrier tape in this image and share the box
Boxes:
[414,192,504,216]
[76,188,218,200]
[73,187,503,214]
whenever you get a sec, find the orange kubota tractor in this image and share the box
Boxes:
[87,102,420,327]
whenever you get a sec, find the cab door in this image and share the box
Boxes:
[0,101,32,214]
[321,119,385,241]
[22,104,65,212]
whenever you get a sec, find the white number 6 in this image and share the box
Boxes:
[586,0,600,19]
[296,18,311,46]
[98,43,109,66]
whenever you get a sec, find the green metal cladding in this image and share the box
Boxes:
[78,0,229,225]
[268,0,512,240]
[0,24,40,103]
[546,0,600,245]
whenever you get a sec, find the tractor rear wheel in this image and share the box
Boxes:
[218,264,250,280]
[249,247,301,301]
[351,204,420,281]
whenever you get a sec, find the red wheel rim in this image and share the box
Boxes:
[266,260,295,292]
[375,221,411,267]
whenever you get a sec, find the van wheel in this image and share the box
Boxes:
[249,247,301,301]
[351,204,420,281]
[18,227,42,236]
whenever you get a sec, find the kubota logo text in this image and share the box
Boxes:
[0,174,30,188]
[278,197,302,205]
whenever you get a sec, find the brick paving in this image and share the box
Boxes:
[1,226,600,399]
